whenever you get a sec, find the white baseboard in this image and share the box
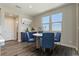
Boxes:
[75,48,78,51]
[5,38,16,41]
[61,44,76,49]
[55,42,76,49]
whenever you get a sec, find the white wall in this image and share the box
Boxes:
[21,18,32,32]
[0,5,32,41]
[0,19,1,33]
[17,17,32,42]
[0,9,1,34]
[3,16,16,41]
[76,4,79,52]
[32,4,76,48]
[0,26,1,34]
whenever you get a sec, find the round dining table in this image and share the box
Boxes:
[33,33,42,49]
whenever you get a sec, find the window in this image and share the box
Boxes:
[42,16,50,31]
[52,13,63,31]
[41,13,63,32]
[52,23,62,31]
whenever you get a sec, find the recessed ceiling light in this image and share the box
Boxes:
[29,5,32,8]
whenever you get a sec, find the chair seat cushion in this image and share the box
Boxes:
[54,38,59,42]
[28,38,34,41]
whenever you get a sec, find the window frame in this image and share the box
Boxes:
[52,22,62,32]
[42,23,49,32]
[41,12,63,32]
[41,15,50,32]
[51,13,63,32]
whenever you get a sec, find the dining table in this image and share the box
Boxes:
[33,33,42,49]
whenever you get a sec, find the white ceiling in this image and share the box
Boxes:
[0,3,65,16]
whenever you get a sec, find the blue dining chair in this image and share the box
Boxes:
[54,32,61,42]
[54,32,61,53]
[26,32,36,42]
[21,32,28,42]
[40,33,54,52]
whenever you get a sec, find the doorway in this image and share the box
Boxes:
[4,16,19,41]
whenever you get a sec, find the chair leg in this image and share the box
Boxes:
[49,48,52,53]
[43,48,45,53]
[50,48,51,53]
[41,48,46,53]
[49,48,53,55]
[40,48,46,56]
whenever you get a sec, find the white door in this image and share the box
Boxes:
[4,16,15,41]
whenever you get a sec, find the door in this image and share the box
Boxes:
[4,16,16,41]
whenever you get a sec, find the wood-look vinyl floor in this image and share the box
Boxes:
[0,40,79,56]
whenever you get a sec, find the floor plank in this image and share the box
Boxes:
[0,40,79,56]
